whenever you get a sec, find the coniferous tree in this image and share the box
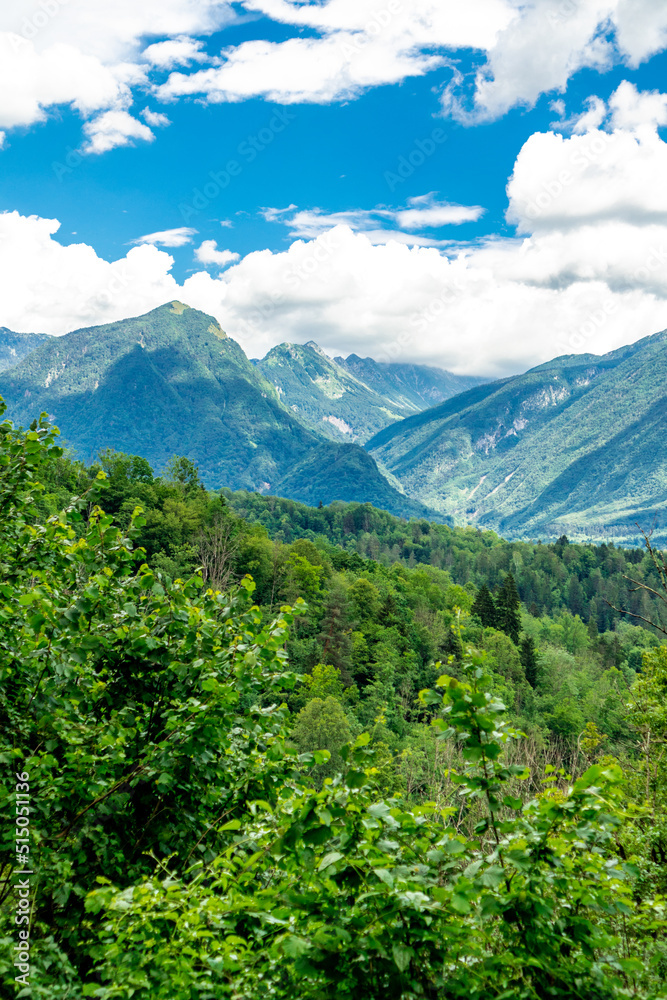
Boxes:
[520,635,539,688]
[587,609,599,642]
[496,572,522,644]
[316,584,353,683]
[471,583,497,628]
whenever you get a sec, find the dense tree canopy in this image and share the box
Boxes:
[2,409,667,998]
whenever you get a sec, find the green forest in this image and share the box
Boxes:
[2,403,667,998]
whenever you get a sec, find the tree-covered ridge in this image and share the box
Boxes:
[0,305,435,519]
[2,406,667,998]
[0,327,49,372]
[255,341,484,443]
[222,488,667,636]
[367,328,667,544]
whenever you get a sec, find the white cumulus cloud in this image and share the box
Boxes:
[450,0,615,123]
[0,34,129,129]
[396,195,485,229]
[0,2,234,143]
[0,211,182,334]
[143,36,210,69]
[609,80,667,131]
[83,110,156,154]
[195,240,240,267]
[507,111,667,233]
[142,108,171,128]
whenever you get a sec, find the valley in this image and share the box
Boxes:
[3,304,667,544]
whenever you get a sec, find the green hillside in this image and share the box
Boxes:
[0,302,433,519]
[273,440,448,521]
[0,326,49,371]
[256,340,484,442]
[5,412,667,999]
[255,340,401,441]
[0,301,314,488]
[367,330,667,542]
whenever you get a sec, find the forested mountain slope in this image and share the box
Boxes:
[0,301,313,488]
[255,340,483,442]
[367,330,667,542]
[0,326,49,371]
[0,302,437,519]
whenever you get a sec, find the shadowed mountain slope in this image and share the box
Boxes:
[273,440,449,521]
[367,330,667,540]
[0,302,440,519]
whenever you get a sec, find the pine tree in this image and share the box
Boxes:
[587,604,599,642]
[496,572,521,645]
[471,583,497,628]
[520,635,539,688]
[316,584,353,684]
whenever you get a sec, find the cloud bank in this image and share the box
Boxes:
[1,2,667,151]
[3,81,667,378]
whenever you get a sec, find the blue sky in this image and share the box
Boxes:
[1,1,667,376]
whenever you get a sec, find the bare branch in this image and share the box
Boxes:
[622,575,667,607]
[198,514,239,592]
[606,602,667,635]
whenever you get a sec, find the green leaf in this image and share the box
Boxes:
[220,819,242,831]
[318,851,343,871]
[479,866,505,888]
[443,838,467,855]
[573,764,602,791]
[304,825,333,846]
[431,886,450,904]
[450,894,471,914]
[392,943,414,972]
[282,935,310,958]
[618,957,645,973]
[368,802,392,819]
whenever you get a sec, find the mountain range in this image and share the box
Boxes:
[254,341,481,442]
[367,331,667,541]
[0,303,447,520]
[3,303,667,542]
